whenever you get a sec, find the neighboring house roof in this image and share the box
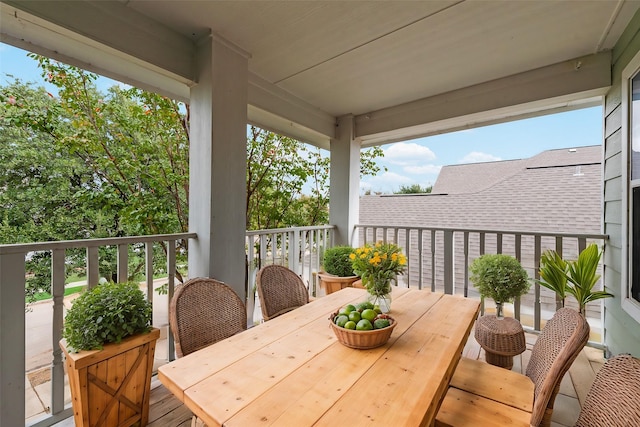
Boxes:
[361,145,602,234]
[431,159,524,195]
[431,145,601,195]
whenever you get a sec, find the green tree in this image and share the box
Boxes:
[1,81,100,300]
[395,184,432,194]
[2,54,386,295]
[246,126,384,230]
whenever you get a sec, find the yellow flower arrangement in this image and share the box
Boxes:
[350,242,407,296]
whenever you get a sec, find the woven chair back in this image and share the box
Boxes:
[525,307,590,427]
[169,277,247,358]
[575,354,640,426]
[256,265,309,321]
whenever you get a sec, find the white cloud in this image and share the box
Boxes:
[363,142,442,193]
[384,142,436,166]
[404,164,442,175]
[459,151,501,164]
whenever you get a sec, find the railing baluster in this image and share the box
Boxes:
[534,235,542,331]
[444,230,453,294]
[117,243,128,282]
[431,230,436,292]
[51,248,65,415]
[418,229,424,290]
[404,229,411,287]
[145,242,154,313]
[578,237,587,254]
[299,230,307,284]
[463,232,469,297]
[260,234,268,268]
[515,234,522,320]
[555,236,564,310]
[288,230,295,271]
[167,239,176,360]
[87,246,99,289]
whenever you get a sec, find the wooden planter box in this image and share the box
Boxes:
[317,273,359,294]
[60,328,160,427]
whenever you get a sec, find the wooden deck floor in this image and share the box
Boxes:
[114,332,603,427]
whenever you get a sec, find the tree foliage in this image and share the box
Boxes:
[1,54,386,297]
[395,184,432,194]
[246,126,385,230]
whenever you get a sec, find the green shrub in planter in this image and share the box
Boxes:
[323,246,356,277]
[63,281,152,352]
[469,254,530,304]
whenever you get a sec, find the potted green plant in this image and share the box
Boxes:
[60,281,159,427]
[469,254,531,319]
[317,245,359,294]
[539,243,613,316]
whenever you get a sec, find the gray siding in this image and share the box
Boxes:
[603,9,640,357]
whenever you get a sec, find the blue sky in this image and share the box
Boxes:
[367,106,602,193]
[2,42,602,194]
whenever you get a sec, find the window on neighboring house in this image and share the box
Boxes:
[623,51,640,321]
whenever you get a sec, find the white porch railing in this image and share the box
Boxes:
[1,233,194,427]
[353,224,608,339]
[1,224,608,426]
[245,225,335,324]
[2,226,334,427]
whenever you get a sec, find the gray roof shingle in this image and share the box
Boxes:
[360,145,602,234]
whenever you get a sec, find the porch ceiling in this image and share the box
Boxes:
[2,1,638,148]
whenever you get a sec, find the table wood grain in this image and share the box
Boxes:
[158,287,480,427]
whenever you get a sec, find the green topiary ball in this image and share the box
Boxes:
[323,246,356,277]
[63,281,152,352]
[469,254,530,303]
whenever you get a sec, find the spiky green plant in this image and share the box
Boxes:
[539,250,569,306]
[566,244,613,316]
[538,244,613,316]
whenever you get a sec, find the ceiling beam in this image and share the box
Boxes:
[248,73,336,148]
[2,1,195,97]
[2,2,336,145]
[355,52,611,147]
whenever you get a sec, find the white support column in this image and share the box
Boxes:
[329,115,360,246]
[0,252,26,426]
[189,35,249,299]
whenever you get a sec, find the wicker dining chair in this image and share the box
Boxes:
[256,264,310,321]
[436,307,590,427]
[574,354,640,427]
[169,277,247,358]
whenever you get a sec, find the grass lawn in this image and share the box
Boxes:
[31,285,86,302]
[28,273,173,303]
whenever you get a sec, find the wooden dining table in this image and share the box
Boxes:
[158,286,480,427]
